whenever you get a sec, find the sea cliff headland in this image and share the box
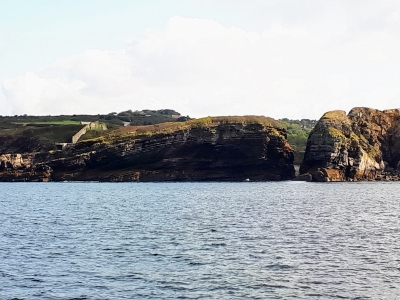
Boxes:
[0,116,295,182]
[299,107,400,182]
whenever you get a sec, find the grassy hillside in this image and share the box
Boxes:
[0,109,186,145]
[0,109,185,128]
[0,124,85,143]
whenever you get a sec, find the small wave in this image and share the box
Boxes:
[189,261,205,266]
[258,283,288,289]
[266,263,295,270]
[210,242,227,247]
[30,277,44,282]
[150,253,165,256]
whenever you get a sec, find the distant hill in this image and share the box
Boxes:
[1,109,188,128]
[100,109,189,126]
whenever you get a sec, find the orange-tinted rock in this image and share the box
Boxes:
[300,107,400,181]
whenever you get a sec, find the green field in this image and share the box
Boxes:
[14,120,81,125]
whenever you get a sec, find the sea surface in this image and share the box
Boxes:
[1,181,400,299]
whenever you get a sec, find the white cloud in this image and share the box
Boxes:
[326,74,350,98]
[3,72,50,114]
[3,5,400,119]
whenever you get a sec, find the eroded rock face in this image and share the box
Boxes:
[0,119,295,182]
[299,107,400,181]
[0,153,52,182]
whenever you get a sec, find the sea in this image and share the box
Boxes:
[1,181,400,299]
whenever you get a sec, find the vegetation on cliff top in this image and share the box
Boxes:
[322,110,348,121]
[0,109,185,128]
[78,116,284,144]
[0,124,84,143]
[0,109,186,144]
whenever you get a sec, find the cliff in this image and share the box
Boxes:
[299,107,400,181]
[0,116,295,182]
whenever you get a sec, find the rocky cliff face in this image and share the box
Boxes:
[0,117,295,182]
[299,107,400,181]
[0,153,52,182]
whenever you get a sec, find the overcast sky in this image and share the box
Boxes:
[1,0,400,119]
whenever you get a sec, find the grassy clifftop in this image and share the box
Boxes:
[79,116,282,145]
[321,110,349,121]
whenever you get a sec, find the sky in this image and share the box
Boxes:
[1,0,400,120]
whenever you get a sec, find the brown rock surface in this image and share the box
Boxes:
[299,107,400,181]
[0,153,52,182]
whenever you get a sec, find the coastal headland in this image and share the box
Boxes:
[0,115,294,182]
[3,107,400,182]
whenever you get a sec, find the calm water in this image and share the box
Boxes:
[1,182,400,299]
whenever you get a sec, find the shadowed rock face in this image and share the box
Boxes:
[299,107,400,182]
[0,118,295,182]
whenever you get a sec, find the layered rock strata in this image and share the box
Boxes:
[299,107,400,181]
[0,117,295,182]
